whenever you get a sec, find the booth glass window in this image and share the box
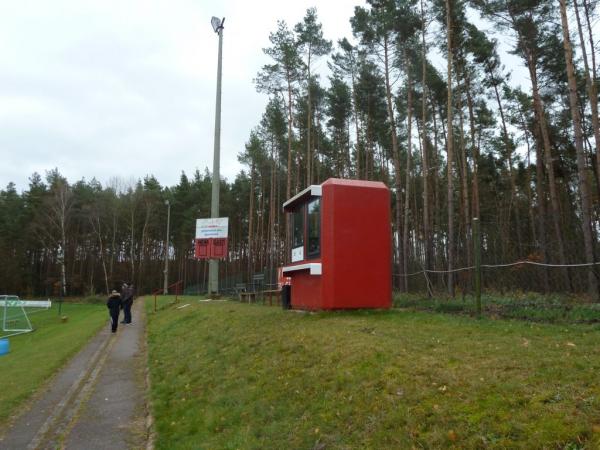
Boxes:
[292,207,304,248]
[307,198,321,258]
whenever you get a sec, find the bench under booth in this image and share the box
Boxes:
[237,274,282,305]
[281,178,392,311]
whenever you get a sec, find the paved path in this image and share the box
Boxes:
[0,300,148,450]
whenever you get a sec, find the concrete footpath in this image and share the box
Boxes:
[0,300,149,450]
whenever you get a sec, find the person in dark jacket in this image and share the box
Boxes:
[121,283,133,324]
[107,290,122,333]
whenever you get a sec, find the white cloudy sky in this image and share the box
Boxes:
[0,0,359,192]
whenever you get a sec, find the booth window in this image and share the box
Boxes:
[292,207,304,248]
[307,198,321,258]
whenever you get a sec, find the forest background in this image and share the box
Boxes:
[1,0,599,300]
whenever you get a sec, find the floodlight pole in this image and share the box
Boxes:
[58,244,64,316]
[208,17,224,296]
[163,200,171,294]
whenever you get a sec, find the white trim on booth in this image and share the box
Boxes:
[282,185,322,210]
[282,263,322,275]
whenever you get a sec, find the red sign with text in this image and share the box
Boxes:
[194,238,228,260]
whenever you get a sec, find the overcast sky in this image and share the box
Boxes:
[0,0,360,192]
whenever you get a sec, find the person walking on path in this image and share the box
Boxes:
[121,283,134,324]
[106,290,121,333]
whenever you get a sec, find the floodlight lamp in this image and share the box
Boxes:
[211,16,225,33]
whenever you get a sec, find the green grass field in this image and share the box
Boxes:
[0,302,106,427]
[146,297,600,449]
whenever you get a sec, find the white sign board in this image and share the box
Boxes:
[291,246,304,263]
[196,218,229,239]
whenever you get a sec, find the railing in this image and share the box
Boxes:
[152,280,183,312]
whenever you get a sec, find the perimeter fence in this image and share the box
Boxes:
[394,259,600,323]
[396,260,600,296]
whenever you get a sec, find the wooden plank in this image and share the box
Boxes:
[239,292,257,303]
[262,290,282,306]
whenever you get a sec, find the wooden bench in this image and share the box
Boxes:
[239,292,257,303]
[262,289,282,306]
[252,274,265,291]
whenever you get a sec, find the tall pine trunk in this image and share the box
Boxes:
[403,62,414,292]
[383,34,404,290]
[446,0,455,297]
[248,161,255,283]
[285,73,294,261]
[488,71,522,256]
[464,71,480,223]
[574,0,600,196]
[559,0,598,298]
[306,52,313,186]
[456,78,471,273]
[421,0,432,280]
[582,0,600,194]
[525,49,571,290]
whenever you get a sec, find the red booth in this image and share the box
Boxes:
[282,178,391,310]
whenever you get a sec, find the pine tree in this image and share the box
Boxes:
[295,8,332,186]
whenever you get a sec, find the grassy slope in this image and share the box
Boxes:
[0,303,106,426]
[146,298,600,449]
